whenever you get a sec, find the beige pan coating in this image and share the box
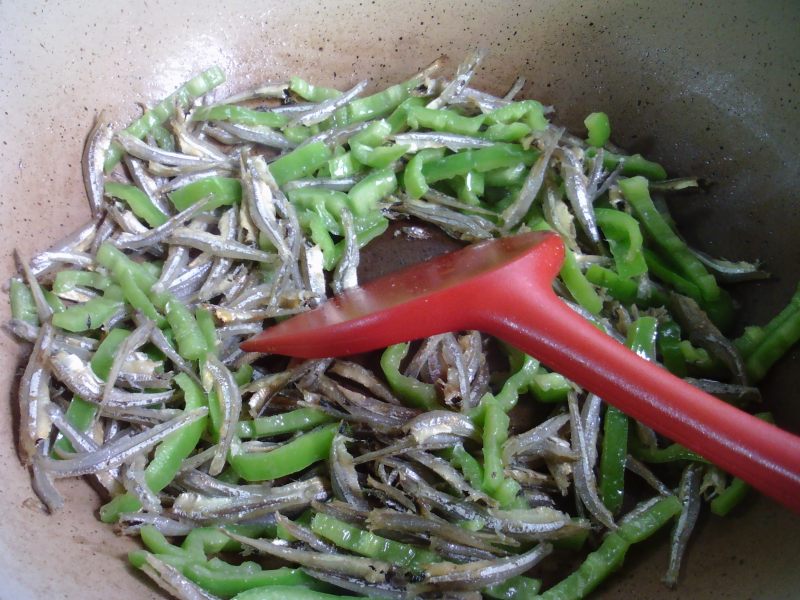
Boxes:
[1,0,799,598]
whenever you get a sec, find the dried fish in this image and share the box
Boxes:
[329,430,369,510]
[568,392,616,529]
[223,531,393,584]
[202,355,242,476]
[420,543,552,591]
[82,111,114,217]
[665,464,702,587]
[501,126,563,230]
[41,408,207,478]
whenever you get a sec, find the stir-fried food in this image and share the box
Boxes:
[7,51,800,599]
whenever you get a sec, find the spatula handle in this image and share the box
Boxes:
[481,285,800,513]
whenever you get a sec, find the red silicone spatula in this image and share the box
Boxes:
[242,231,800,513]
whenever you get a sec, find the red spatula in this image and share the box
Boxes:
[242,231,800,513]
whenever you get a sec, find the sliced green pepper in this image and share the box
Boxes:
[237,408,335,439]
[584,112,611,147]
[104,182,167,228]
[191,105,288,128]
[229,423,338,481]
[310,512,439,567]
[169,177,243,211]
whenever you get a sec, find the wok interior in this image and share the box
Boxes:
[1,1,799,598]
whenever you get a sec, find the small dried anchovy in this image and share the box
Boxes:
[5,50,775,600]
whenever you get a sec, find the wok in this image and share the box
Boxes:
[1,0,798,598]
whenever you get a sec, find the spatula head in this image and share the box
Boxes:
[241,231,565,357]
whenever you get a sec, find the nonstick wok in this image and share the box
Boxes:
[1,1,798,598]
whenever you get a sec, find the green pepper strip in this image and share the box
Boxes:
[641,248,701,298]
[386,96,427,133]
[233,587,352,600]
[52,270,111,294]
[181,524,270,558]
[734,326,765,358]
[708,412,774,516]
[283,125,314,145]
[485,100,548,131]
[129,548,259,573]
[113,260,164,326]
[132,525,326,597]
[445,444,485,491]
[529,371,572,403]
[657,320,688,377]
[628,435,707,464]
[100,373,208,521]
[151,123,175,151]
[621,177,719,302]
[345,77,420,124]
[346,167,396,216]
[645,248,735,331]
[529,210,604,316]
[484,576,542,599]
[237,408,335,439]
[600,405,629,516]
[234,364,254,387]
[148,373,208,490]
[536,496,682,600]
[742,285,800,382]
[104,66,226,172]
[404,147,446,199]
[591,150,667,181]
[584,112,611,148]
[482,395,511,495]
[191,105,289,128]
[270,142,333,187]
[327,151,362,178]
[304,212,337,269]
[585,265,659,307]
[196,307,218,356]
[140,525,186,557]
[42,289,65,313]
[289,76,342,102]
[595,208,647,279]
[186,565,322,598]
[482,122,533,143]
[484,162,528,188]
[495,354,539,411]
[330,215,389,265]
[710,479,749,517]
[51,295,124,332]
[229,423,338,482]
[407,105,485,135]
[423,144,539,184]
[169,177,243,211]
[288,189,349,236]
[454,171,486,205]
[350,142,409,169]
[165,298,208,361]
[379,343,439,409]
[97,243,158,290]
[349,119,392,146]
[560,246,603,315]
[9,278,38,325]
[104,181,168,228]
[600,317,657,514]
[310,512,439,568]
